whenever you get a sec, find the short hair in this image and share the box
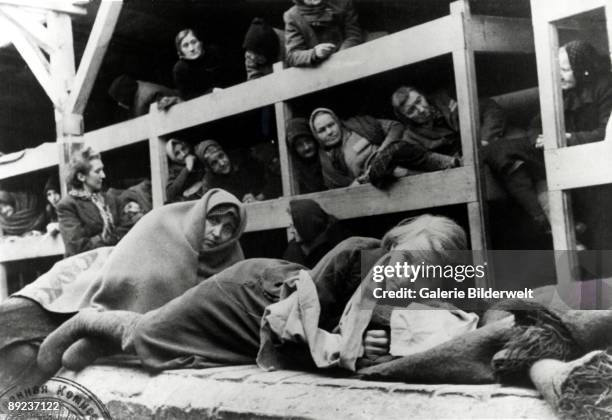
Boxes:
[391,86,422,112]
[382,214,467,251]
[66,147,102,190]
[175,28,200,56]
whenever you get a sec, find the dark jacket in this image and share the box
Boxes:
[173,46,224,100]
[284,0,362,67]
[399,90,507,154]
[528,74,612,146]
[203,152,267,200]
[132,81,178,117]
[57,193,121,257]
[165,161,207,203]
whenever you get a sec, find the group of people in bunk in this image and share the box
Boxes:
[1,1,612,418]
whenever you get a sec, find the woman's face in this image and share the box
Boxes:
[559,47,577,90]
[179,32,203,60]
[203,213,237,248]
[205,148,232,175]
[122,201,144,224]
[294,136,317,159]
[0,203,14,218]
[397,90,433,124]
[172,141,190,163]
[46,189,61,208]
[313,113,342,148]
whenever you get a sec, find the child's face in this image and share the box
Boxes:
[172,141,190,163]
[46,189,61,208]
[303,0,323,5]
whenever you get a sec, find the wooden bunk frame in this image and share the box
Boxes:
[531,0,612,295]
[0,0,538,297]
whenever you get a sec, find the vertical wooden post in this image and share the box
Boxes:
[273,62,299,197]
[450,0,491,288]
[0,264,7,302]
[148,104,168,208]
[531,0,579,289]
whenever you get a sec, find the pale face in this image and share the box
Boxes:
[303,0,323,5]
[205,149,232,175]
[558,47,576,90]
[46,189,61,208]
[397,90,433,124]
[0,203,14,218]
[294,136,317,159]
[179,32,203,60]
[172,141,190,163]
[78,159,105,193]
[203,213,237,248]
[313,113,342,148]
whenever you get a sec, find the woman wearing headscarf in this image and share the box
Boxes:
[0,189,46,237]
[43,177,61,235]
[37,214,471,375]
[485,40,612,243]
[165,138,206,203]
[309,108,459,189]
[283,199,352,268]
[0,189,247,389]
[173,28,224,100]
[284,0,363,67]
[286,117,325,193]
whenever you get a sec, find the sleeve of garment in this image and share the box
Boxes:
[284,11,320,67]
[165,165,190,203]
[339,0,363,50]
[479,98,507,144]
[173,61,200,100]
[569,81,612,145]
[57,200,106,256]
[378,119,404,144]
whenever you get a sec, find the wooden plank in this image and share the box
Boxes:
[149,16,455,136]
[546,140,612,190]
[531,0,606,24]
[0,235,64,263]
[83,116,150,150]
[0,0,87,15]
[0,142,59,180]
[0,5,53,53]
[0,264,6,301]
[66,0,123,115]
[2,13,57,106]
[147,105,168,208]
[468,16,534,53]
[245,167,476,232]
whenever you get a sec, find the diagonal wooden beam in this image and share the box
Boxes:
[65,0,123,115]
[0,0,87,16]
[0,5,53,53]
[0,14,58,106]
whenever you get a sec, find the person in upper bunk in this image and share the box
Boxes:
[57,147,123,257]
[485,40,612,242]
[108,75,181,117]
[391,86,507,153]
[283,198,352,268]
[173,28,225,100]
[0,189,46,238]
[43,176,61,236]
[284,0,363,68]
[286,117,325,193]
[194,139,274,202]
[243,17,285,80]
[116,179,152,230]
[309,108,459,189]
[165,138,207,203]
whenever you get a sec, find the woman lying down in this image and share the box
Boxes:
[37,215,612,420]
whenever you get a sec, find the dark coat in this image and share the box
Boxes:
[132,81,178,117]
[57,193,121,257]
[165,161,206,203]
[284,0,362,67]
[203,152,267,200]
[173,46,224,100]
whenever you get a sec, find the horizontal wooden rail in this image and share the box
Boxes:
[0,234,64,263]
[0,143,58,179]
[546,140,612,190]
[532,0,606,24]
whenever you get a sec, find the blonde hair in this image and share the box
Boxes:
[382,214,466,251]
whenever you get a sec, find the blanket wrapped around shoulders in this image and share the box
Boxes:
[0,190,46,236]
[15,188,246,314]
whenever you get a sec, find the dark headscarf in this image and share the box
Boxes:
[290,199,330,243]
[243,17,280,63]
[563,40,607,85]
[108,75,137,106]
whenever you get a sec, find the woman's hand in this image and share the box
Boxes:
[185,155,196,172]
[314,43,336,60]
[363,329,390,360]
